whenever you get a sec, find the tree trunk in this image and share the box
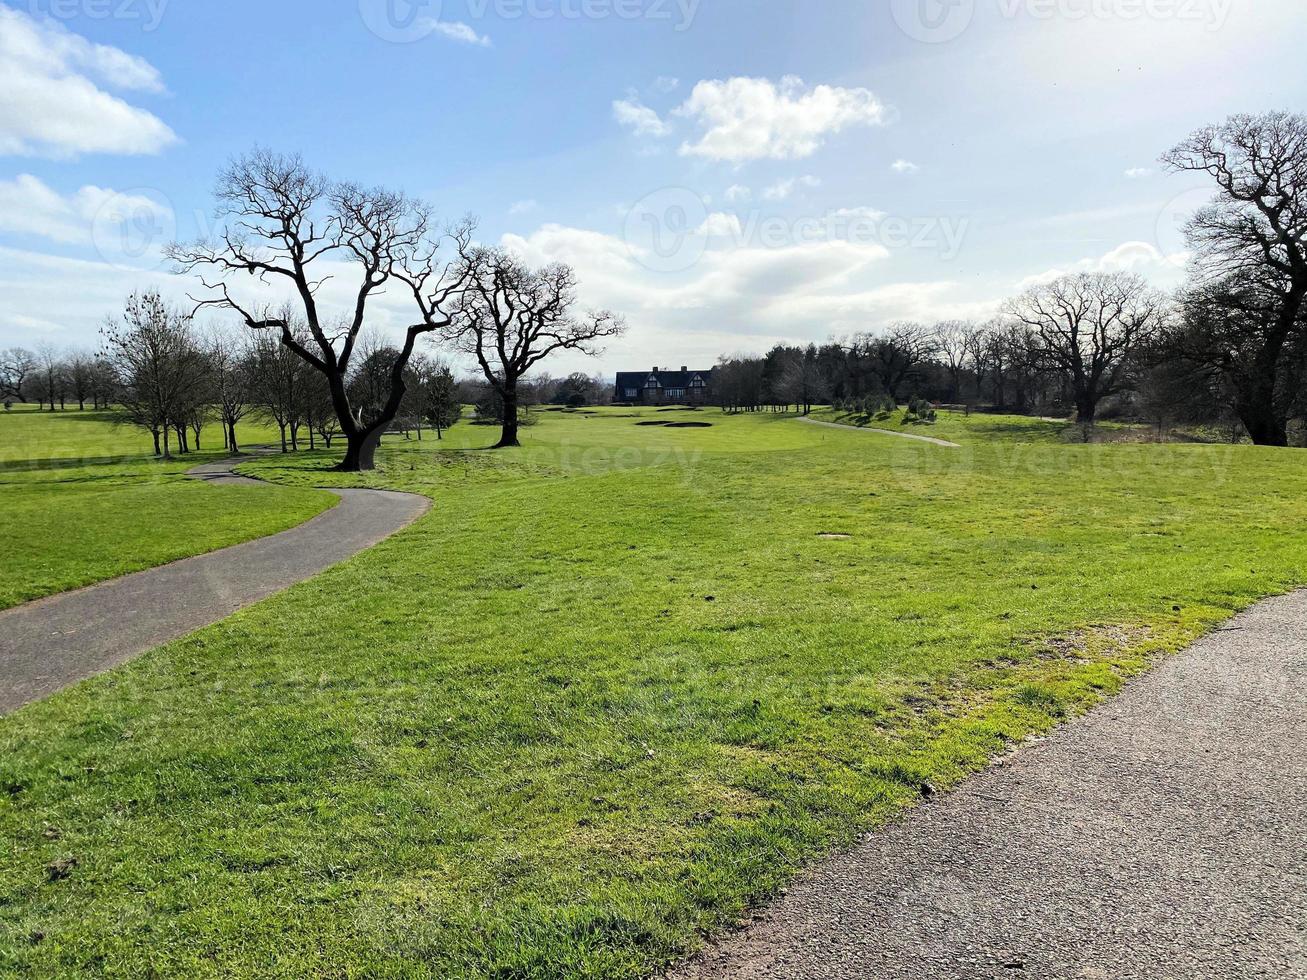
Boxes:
[1237,400,1288,447]
[279,424,288,453]
[1075,389,1096,426]
[152,428,161,456]
[496,388,521,448]
[229,422,239,455]
[339,427,383,471]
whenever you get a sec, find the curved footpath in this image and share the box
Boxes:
[796,415,962,447]
[0,454,429,715]
[671,590,1307,979]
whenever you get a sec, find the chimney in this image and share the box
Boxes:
[681,365,688,373]
[653,365,659,373]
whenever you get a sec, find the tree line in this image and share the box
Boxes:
[716,112,1307,446]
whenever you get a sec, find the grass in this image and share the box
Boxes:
[2,405,1306,977]
[0,405,334,609]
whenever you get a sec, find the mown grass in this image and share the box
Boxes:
[2,405,1306,977]
[0,406,334,609]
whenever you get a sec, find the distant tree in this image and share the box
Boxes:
[550,371,603,408]
[1005,272,1167,425]
[856,322,938,404]
[65,352,99,410]
[932,320,974,402]
[101,292,209,458]
[249,326,310,452]
[169,149,474,470]
[444,247,623,448]
[1,348,36,404]
[204,328,254,453]
[414,358,462,438]
[779,345,829,415]
[715,355,767,412]
[348,338,415,433]
[34,345,67,411]
[1162,112,1307,445]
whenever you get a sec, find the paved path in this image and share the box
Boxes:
[672,591,1307,979]
[796,416,962,447]
[0,455,429,715]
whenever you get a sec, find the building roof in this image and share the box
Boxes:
[615,368,714,389]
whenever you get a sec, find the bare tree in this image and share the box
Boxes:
[411,355,462,439]
[101,292,209,458]
[444,246,624,448]
[1005,272,1167,425]
[248,326,309,452]
[1,348,36,404]
[932,321,973,402]
[204,328,254,453]
[169,149,473,470]
[778,345,830,415]
[1162,112,1307,445]
[67,352,98,410]
[855,322,938,403]
[34,345,67,411]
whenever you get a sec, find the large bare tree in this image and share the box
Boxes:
[1005,272,1166,425]
[1162,111,1307,445]
[445,247,624,448]
[169,149,472,471]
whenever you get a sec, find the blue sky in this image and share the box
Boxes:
[2,0,1304,374]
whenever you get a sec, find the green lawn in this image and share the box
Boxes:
[2,405,1306,978]
[0,406,334,609]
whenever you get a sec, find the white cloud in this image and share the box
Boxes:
[1124,167,1153,179]
[890,159,920,174]
[428,20,492,46]
[653,75,680,93]
[1015,241,1189,291]
[828,206,888,221]
[725,184,752,203]
[497,222,895,360]
[613,96,670,138]
[762,175,821,201]
[0,5,176,157]
[676,76,888,163]
[508,199,538,215]
[694,212,744,238]
[0,174,171,246]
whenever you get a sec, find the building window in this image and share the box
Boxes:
[666,388,686,400]
[624,388,637,399]
[691,376,706,388]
